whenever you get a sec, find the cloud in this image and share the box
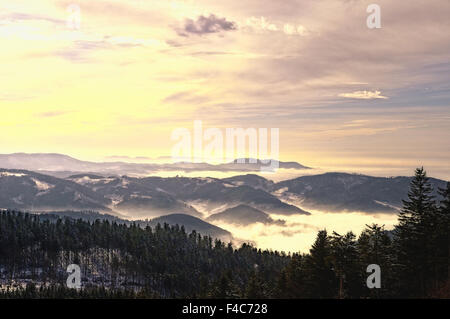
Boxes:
[0,93,35,101]
[283,23,308,36]
[189,51,235,56]
[105,155,153,161]
[52,38,117,62]
[243,16,279,32]
[35,111,69,118]
[0,7,165,64]
[242,16,308,36]
[52,36,161,63]
[58,0,169,26]
[0,12,64,25]
[162,91,210,104]
[338,90,388,100]
[176,14,237,36]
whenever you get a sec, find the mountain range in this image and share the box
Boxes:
[0,153,448,231]
[273,172,447,213]
[0,153,310,177]
[0,169,111,212]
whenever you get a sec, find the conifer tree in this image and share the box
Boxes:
[303,230,336,298]
[330,231,360,298]
[437,182,450,286]
[357,224,392,298]
[244,271,268,298]
[394,167,437,296]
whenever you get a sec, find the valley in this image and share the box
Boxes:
[0,154,447,253]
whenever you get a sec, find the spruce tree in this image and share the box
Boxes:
[244,272,267,298]
[394,167,436,296]
[277,254,307,298]
[303,230,337,298]
[437,182,450,288]
[357,224,392,298]
[330,231,361,298]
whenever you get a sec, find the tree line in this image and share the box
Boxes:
[0,209,288,298]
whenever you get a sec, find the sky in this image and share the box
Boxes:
[1,0,449,179]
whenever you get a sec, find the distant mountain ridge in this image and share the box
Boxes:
[0,153,310,176]
[229,158,310,170]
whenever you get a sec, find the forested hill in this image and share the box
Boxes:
[0,210,288,298]
[35,210,232,242]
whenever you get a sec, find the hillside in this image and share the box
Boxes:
[149,213,232,241]
[273,172,447,213]
[207,205,285,226]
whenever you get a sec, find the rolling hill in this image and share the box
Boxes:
[0,169,111,212]
[148,213,232,241]
[207,204,285,226]
[272,172,447,213]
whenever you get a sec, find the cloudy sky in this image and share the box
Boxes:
[1,0,449,178]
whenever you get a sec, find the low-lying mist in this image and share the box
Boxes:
[213,210,398,254]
